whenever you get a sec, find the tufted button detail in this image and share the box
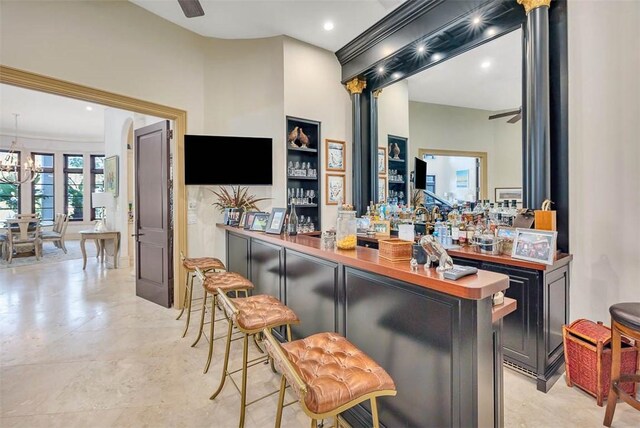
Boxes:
[202,271,254,293]
[183,257,225,271]
[231,295,299,332]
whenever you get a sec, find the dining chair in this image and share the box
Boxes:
[41,213,69,253]
[6,218,41,263]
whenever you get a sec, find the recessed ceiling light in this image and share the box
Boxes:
[417,45,425,53]
[481,61,491,69]
[392,72,401,79]
[472,16,482,25]
[378,66,385,74]
[432,53,442,61]
[86,106,93,111]
[323,21,334,31]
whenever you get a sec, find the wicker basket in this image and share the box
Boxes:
[378,238,413,262]
[563,319,639,406]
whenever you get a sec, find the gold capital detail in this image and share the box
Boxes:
[372,89,383,98]
[345,78,366,95]
[517,0,552,14]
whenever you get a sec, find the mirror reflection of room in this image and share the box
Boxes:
[377,29,522,210]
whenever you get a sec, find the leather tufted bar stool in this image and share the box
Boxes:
[263,329,397,428]
[192,268,254,374]
[604,302,640,426]
[213,287,300,428]
[178,251,226,337]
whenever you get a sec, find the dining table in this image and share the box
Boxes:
[0,218,55,257]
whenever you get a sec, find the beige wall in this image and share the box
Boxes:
[283,37,352,229]
[568,0,640,321]
[408,101,522,200]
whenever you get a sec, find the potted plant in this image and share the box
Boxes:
[209,186,270,225]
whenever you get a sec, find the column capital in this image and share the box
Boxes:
[372,89,383,98]
[345,77,367,95]
[517,0,551,15]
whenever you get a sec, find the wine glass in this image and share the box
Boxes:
[308,189,316,205]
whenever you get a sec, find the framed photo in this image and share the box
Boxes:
[244,211,259,230]
[250,212,270,232]
[104,155,119,196]
[378,176,387,202]
[239,211,247,228]
[456,169,469,188]
[371,220,391,237]
[325,139,346,172]
[326,174,345,205]
[377,147,387,174]
[266,208,287,234]
[495,187,523,203]
[511,228,557,265]
[226,208,243,226]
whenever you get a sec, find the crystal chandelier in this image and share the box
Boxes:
[0,113,42,184]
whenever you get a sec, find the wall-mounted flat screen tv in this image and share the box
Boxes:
[414,157,427,190]
[184,135,273,185]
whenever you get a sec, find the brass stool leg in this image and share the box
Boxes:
[371,397,380,428]
[176,270,190,320]
[310,419,317,428]
[603,322,621,427]
[239,333,249,428]
[181,273,195,337]
[334,416,339,428]
[210,319,234,400]
[275,375,286,428]
[191,291,208,347]
[204,294,218,373]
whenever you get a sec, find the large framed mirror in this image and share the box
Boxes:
[337,0,568,251]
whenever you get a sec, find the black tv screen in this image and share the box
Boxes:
[414,157,427,190]
[184,135,272,185]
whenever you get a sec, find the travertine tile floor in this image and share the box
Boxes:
[1,259,638,427]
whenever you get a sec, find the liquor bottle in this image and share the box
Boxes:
[288,204,298,236]
[458,222,467,245]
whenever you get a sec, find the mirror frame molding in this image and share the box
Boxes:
[336,0,569,252]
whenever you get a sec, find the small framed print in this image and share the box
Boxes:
[495,187,523,203]
[326,139,346,172]
[371,220,391,237]
[378,176,387,202]
[104,155,119,196]
[250,212,270,232]
[326,174,345,205]
[266,208,287,234]
[511,228,557,265]
[226,208,244,226]
[378,147,387,174]
[244,211,259,230]
[238,211,247,228]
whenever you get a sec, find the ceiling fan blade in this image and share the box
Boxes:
[178,0,204,18]
[488,109,520,120]
[507,112,522,124]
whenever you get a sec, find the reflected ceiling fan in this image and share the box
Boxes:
[488,107,521,124]
[178,0,205,18]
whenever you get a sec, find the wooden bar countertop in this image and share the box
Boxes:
[219,224,509,301]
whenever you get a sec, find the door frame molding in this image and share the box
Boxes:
[1,65,187,307]
[418,148,488,200]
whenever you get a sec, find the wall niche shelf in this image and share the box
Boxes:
[286,116,321,231]
[387,134,408,206]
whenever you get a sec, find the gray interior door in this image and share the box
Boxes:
[134,120,173,307]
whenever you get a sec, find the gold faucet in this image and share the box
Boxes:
[413,206,428,222]
[431,206,440,222]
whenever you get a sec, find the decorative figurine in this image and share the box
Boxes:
[391,142,401,160]
[298,128,310,148]
[288,126,300,147]
[410,258,419,272]
[418,234,454,272]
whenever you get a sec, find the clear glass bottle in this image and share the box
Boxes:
[336,210,357,250]
[287,204,298,236]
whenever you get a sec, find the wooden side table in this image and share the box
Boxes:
[80,230,121,269]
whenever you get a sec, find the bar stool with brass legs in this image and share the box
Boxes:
[213,287,300,428]
[177,251,226,337]
[603,302,640,427]
[263,329,397,428]
[192,267,254,374]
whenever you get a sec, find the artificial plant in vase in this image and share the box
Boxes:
[209,186,271,214]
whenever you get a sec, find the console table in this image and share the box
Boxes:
[80,230,120,269]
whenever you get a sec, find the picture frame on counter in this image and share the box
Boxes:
[265,208,287,234]
[325,139,346,172]
[250,212,270,232]
[511,228,557,265]
[495,187,523,203]
[371,220,391,237]
[225,208,244,226]
[238,211,247,228]
[244,211,259,230]
[326,174,345,205]
[377,147,387,174]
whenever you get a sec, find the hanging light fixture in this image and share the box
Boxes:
[0,113,42,184]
